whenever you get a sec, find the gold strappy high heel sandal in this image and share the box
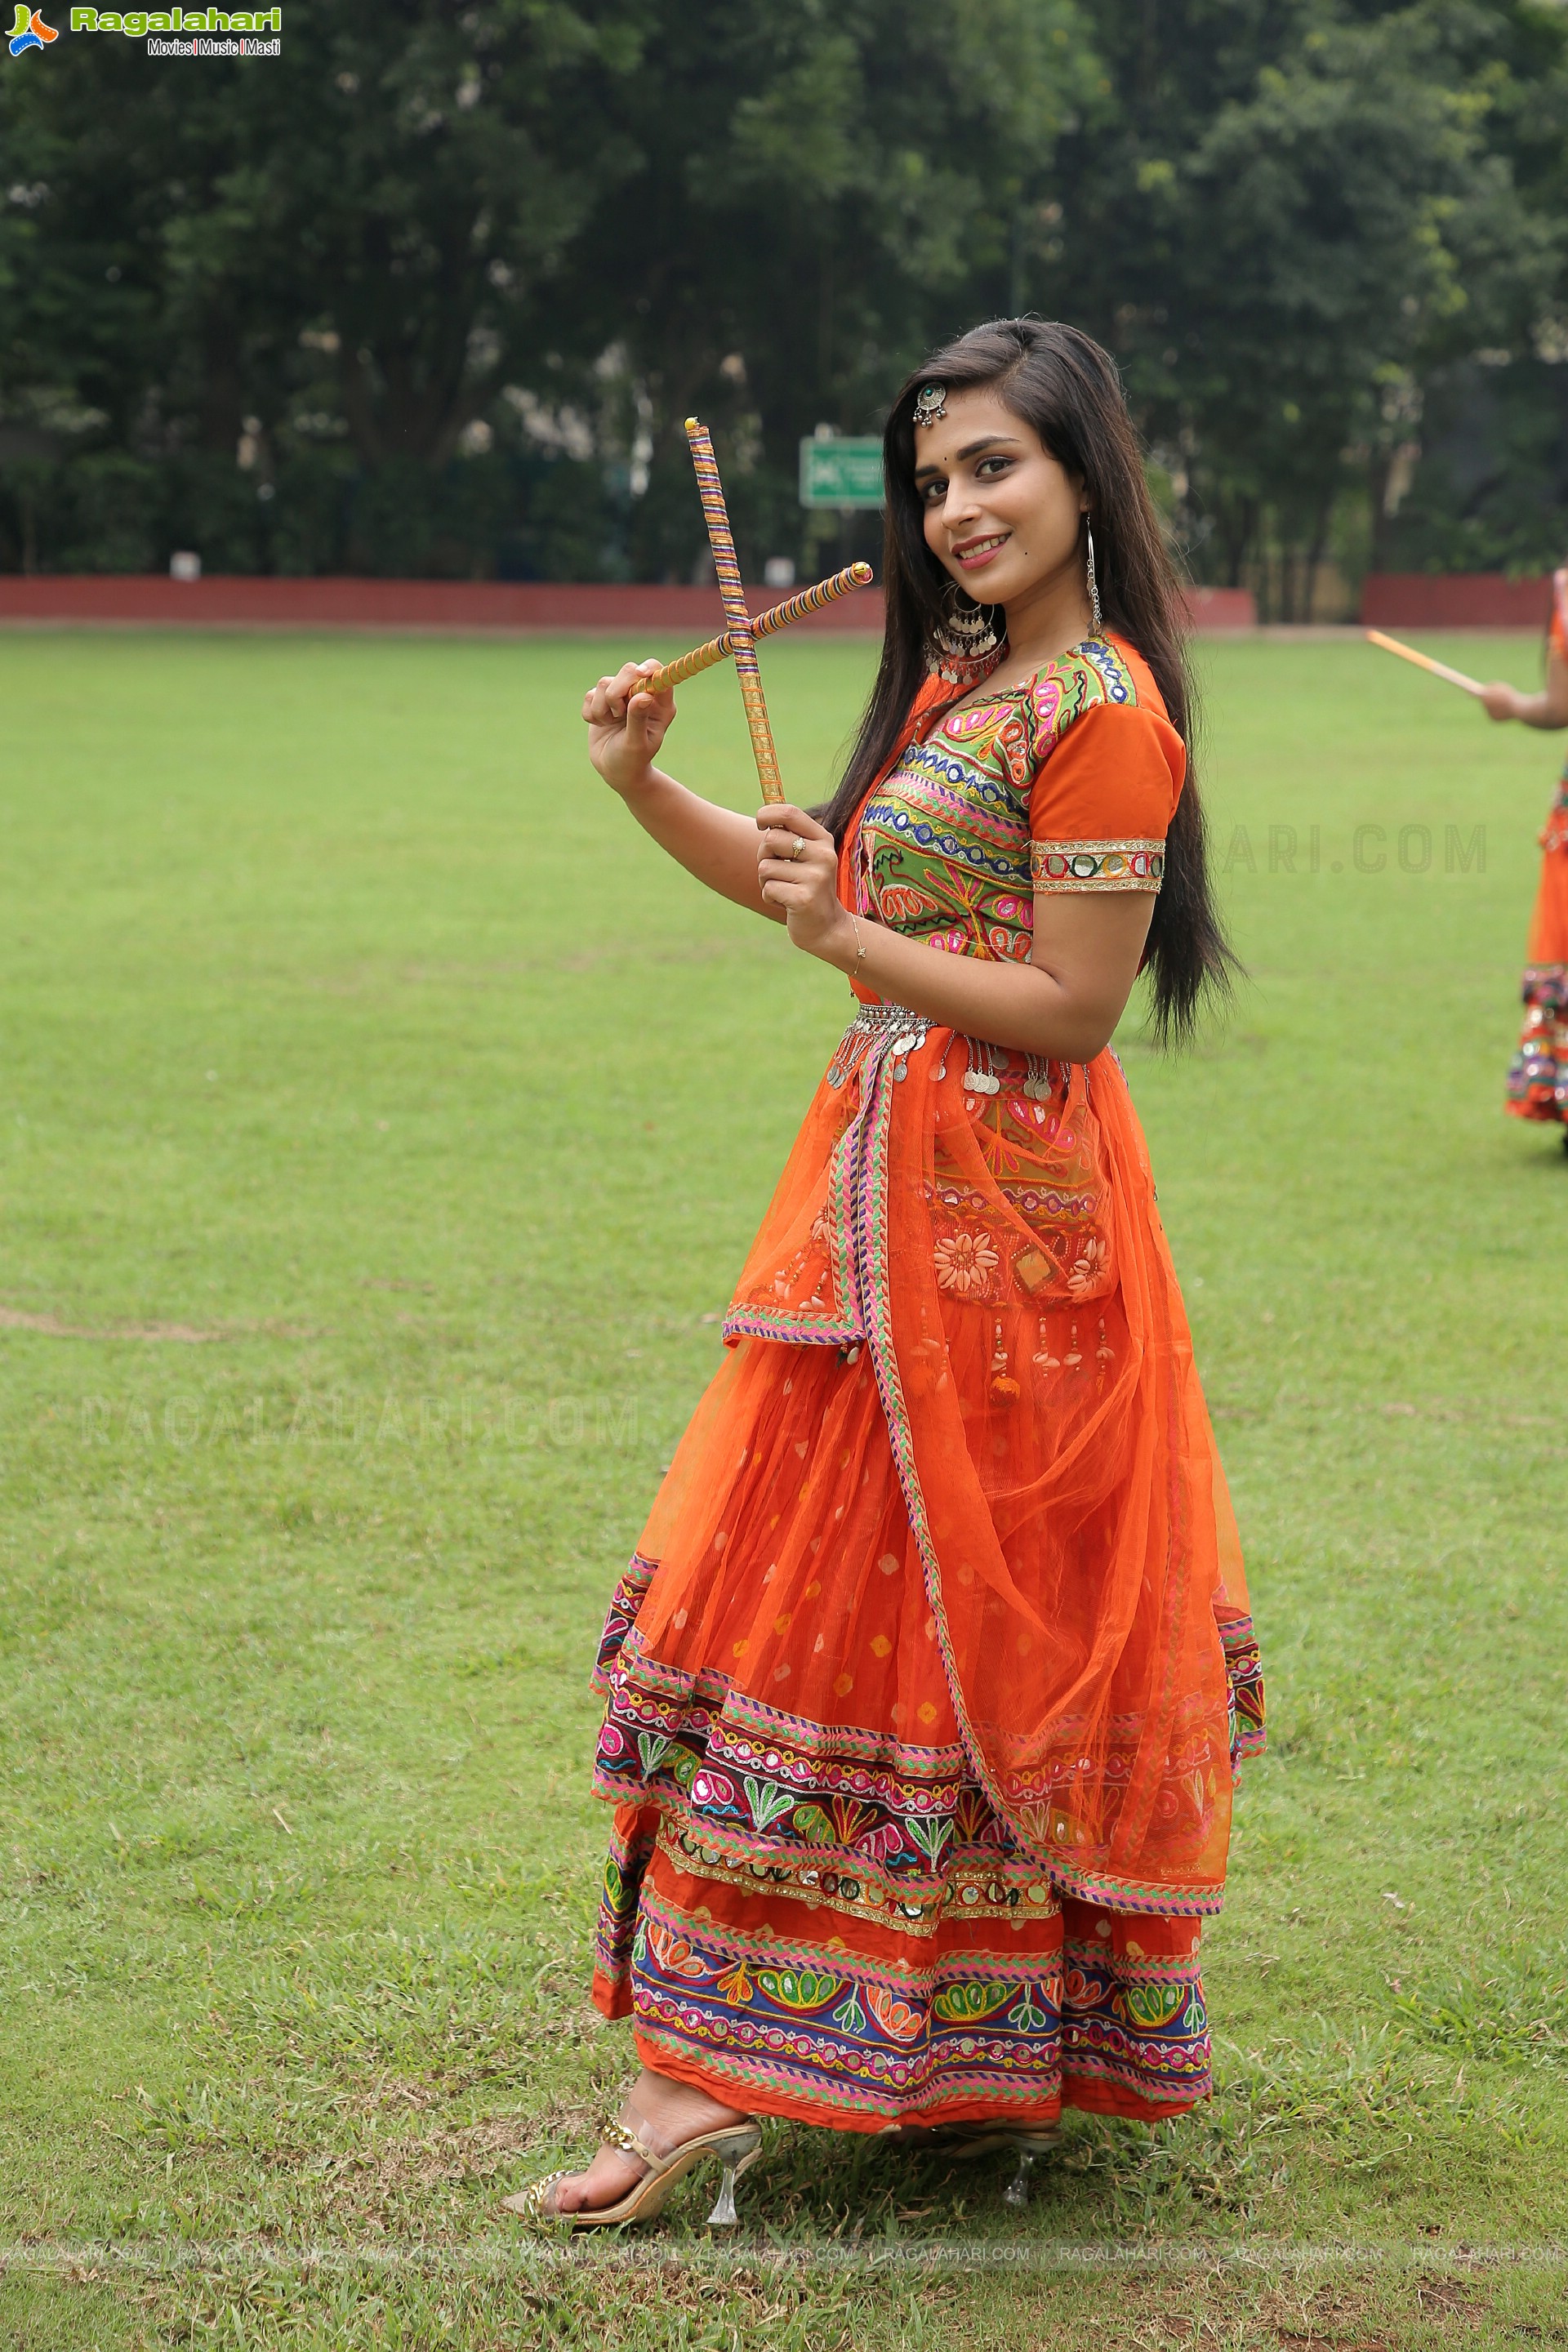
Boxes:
[501,2111,764,2231]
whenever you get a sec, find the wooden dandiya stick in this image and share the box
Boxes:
[635,562,873,699]
[684,416,786,804]
[1365,629,1485,697]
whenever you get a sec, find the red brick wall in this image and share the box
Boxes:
[1183,586,1255,630]
[1360,572,1553,630]
[0,576,817,632]
[0,574,1258,633]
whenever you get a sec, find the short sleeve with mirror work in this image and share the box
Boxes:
[1028,665,1186,896]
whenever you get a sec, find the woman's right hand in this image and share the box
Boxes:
[583,660,676,794]
[1480,680,1521,724]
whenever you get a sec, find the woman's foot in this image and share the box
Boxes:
[547,2065,752,2216]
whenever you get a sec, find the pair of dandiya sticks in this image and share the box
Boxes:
[662,421,1493,741]
[641,419,871,804]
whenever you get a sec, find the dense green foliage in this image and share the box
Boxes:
[2,628,1567,2347]
[0,4,1566,595]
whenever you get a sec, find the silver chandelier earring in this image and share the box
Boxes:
[929,588,1000,681]
[1085,524,1102,634]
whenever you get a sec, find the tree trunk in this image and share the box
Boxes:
[198,311,246,457]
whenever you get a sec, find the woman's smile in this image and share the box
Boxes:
[952,530,1010,570]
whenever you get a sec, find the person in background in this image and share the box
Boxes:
[1485,568,1568,1143]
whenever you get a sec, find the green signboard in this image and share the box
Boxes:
[798,436,884,510]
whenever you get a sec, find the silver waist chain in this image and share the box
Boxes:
[826,1000,931,1088]
[826,1000,1059,1102]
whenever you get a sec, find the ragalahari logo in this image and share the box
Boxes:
[8,4,58,50]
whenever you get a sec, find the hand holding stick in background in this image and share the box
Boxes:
[1367,617,1568,730]
[1364,630,1484,697]
[1481,568,1568,728]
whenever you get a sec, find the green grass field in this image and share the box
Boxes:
[2,625,1566,2351]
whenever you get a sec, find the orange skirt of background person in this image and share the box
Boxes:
[1507,580,1568,1123]
[586,642,1264,2134]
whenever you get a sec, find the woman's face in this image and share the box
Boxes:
[914,385,1086,610]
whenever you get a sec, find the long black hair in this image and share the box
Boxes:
[822,317,1235,1046]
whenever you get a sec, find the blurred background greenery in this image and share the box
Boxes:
[2,0,1566,612]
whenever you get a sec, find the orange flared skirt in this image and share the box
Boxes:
[589,1007,1263,2132]
[1508,766,1568,1122]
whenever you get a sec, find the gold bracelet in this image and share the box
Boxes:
[849,914,867,974]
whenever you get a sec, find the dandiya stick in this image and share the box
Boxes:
[684,416,785,804]
[635,563,873,699]
[1365,629,1485,697]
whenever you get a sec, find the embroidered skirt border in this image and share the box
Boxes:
[591,1829,1210,2131]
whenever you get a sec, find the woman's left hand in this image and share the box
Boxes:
[755,804,853,964]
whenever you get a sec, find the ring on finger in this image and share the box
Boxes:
[790,835,804,861]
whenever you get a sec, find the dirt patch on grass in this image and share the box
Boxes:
[0,1302,317,1342]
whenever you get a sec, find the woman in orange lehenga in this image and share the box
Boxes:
[507,319,1265,2230]
[1486,568,1568,1141]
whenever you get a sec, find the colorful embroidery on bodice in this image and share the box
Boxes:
[853,638,1140,963]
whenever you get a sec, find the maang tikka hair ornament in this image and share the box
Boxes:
[914,383,948,430]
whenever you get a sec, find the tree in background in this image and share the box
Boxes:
[546,0,1098,581]
[0,0,653,572]
[1034,0,1566,616]
[1376,1,1568,577]
[0,0,1564,604]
